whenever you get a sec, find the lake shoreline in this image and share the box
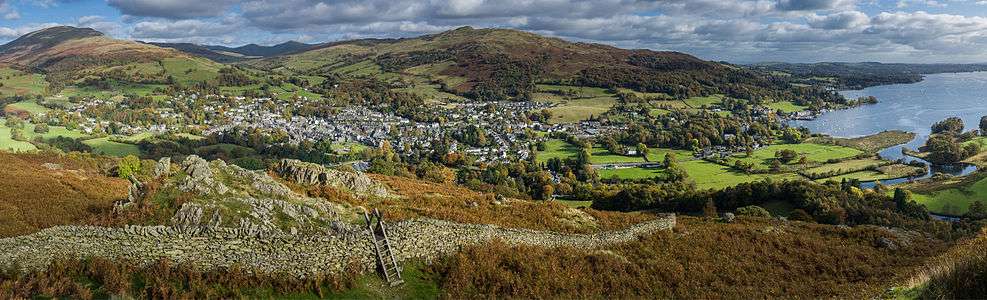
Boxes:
[793,72,987,188]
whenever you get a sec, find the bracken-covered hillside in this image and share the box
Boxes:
[0,26,222,85]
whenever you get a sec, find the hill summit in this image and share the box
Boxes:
[0,26,204,78]
[0,26,219,84]
[250,26,813,102]
[0,26,103,55]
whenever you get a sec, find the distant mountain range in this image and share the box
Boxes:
[145,41,316,63]
[7,25,984,102]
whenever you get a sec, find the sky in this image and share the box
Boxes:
[1,0,987,63]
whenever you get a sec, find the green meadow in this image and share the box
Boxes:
[82,137,141,157]
[731,143,863,170]
[911,176,987,216]
[765,101,808,113]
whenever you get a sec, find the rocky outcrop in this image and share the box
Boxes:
[272,159,391,198]
[0,215,675,277]
[153,157,171,178]
[146,156,350,236]
[180,155,228,195]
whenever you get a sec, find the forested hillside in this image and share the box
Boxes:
[249,26,844,105]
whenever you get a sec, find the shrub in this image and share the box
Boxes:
[736,205,771,218]
[116,155,142,179]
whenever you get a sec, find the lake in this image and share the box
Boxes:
[791,72,987,186]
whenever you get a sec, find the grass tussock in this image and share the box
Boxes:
[907,228,987,299]
[427,217,944,299]
[0,151,128,237]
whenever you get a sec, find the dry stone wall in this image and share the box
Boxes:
[0,215,674,277]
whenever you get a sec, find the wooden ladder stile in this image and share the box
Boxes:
[364,208,404,287]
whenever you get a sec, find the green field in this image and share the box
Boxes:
[816,170,890,183]
[765,101,808,113]
[21,123,89,140]
[0,125,36,152]
[807,130,915,153]
[535,84,611,98]
[82,137,141,156]
[733,143,863,170]
[0,68,47,96]
[681,160,801,190]
[533,85,617,123]
[803,158,885,177]
[542,96,616,123]
[616,88,671,100]
[535,139,579,163]
[649,108,672,116]
[4,100,50,114]
[911,176,987,216]
[0,118,95,152]
[598,167,667,180]
[392,84,465,103]
[555,200,593,208]
[331,142,370,154]
[536,139,691,165]
[963,136,987,149]
[683,95,723,108]
[54,82,168,99]
[161,57,220,83]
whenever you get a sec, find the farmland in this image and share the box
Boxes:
[729,143,863,170]
[906,174,987,216]
[534,85,617,123]
[0,68,46,96]
[82,137,141,157]
[598,167,667,180]
[803,158,886,177]
[5,100,49,115]
[0,125,35,151]
[536,139,692,165]
[765,101,808,113]
[681,160,801,190]
[683,94,723,108]
[807,130,915,153]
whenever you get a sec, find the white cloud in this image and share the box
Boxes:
[56,0,987,62]
[107,0,239,19]
[0,22,64,39]
[131,19,241,39]
[76,15,124,36]
[0,0,18,20]
[774,0,857,11]
[807,11,869,29]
